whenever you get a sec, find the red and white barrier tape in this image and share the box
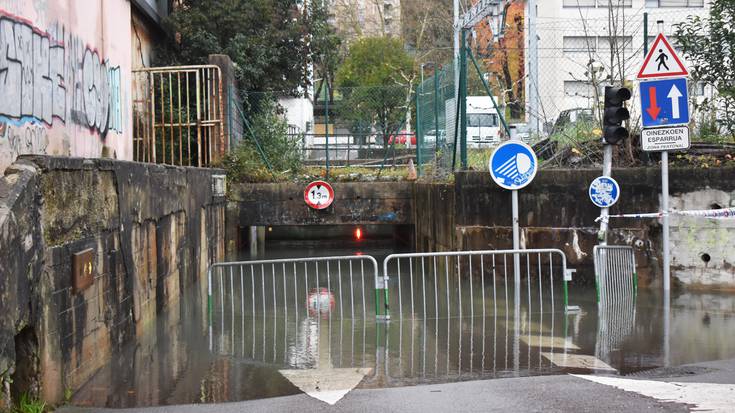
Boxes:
[596,207,735,223]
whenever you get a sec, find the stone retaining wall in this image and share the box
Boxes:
[415,167,735,289]
[0,156,225,407]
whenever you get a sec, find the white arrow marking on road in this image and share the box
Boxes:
[573,375,735,413]
[279,319,370,405]
[667,85,683,119]
[279,367,373,405]
[542,353,616,372]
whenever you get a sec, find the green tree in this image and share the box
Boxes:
[309,0,342,93]
[675,0,735,139]
[224,97,302,182]
[156,0,338,102]
[335,37,414,145]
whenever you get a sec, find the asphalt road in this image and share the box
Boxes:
[58,359,735,413]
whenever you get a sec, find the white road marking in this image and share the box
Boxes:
[279,367,373,405]
[542,353,616,372]
[574,375,735,412]
[520,336,579,350]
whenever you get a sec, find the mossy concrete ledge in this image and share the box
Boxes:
[0,155,226,408]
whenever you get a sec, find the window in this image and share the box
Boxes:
[563,36,596,53]
[563,0,631,7]
[646,0,704,7]
[598,36,634,54]
[563,0,596,6]
[598,0,632,7]
[467,114,499,128]
[564,81,596,98]
[694,81,706,97]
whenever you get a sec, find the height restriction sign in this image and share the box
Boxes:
[304,181,334,210]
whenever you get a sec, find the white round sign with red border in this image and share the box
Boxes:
[304,181,334,210]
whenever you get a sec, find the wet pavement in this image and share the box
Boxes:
[62,240,735,410]
[59,358,735,412]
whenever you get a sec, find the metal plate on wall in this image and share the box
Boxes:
[72,248,95,293]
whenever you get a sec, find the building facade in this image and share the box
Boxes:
[0,0,166,174]
[528,0,711,132]
[332,0,402,44]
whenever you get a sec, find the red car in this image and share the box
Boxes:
[387,131,416,145]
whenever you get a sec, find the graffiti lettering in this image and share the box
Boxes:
[0,11,122,135]
[0,121,49,165]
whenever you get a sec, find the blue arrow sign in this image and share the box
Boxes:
[489,141,538,190]
[639,78,689,128]
[589,176,620,208]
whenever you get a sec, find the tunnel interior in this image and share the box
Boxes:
[237,224,414,260]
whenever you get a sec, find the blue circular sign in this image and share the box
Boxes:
[589,176,620,208]
[488,141,538,190]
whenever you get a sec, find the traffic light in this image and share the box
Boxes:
[602,86,631,145]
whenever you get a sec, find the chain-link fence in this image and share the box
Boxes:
[408,4,724,172]
[242,85,414,172]
[226,3,728,176]
[415,63,456,177]
[528,5,720,167]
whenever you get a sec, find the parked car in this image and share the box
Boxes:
[509,123,532,142]
[423,129,446,145]
[387,131,416,145]
[552,108,595,135]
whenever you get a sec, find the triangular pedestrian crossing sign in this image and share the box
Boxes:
[637,33,688,79]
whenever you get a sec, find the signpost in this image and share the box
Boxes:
[489,140,538,285]
[641,126,690,152]
[637,32,690,293]
[637,33,689,79]
[304,181,335,210]
[639,78,689,128]
[589,176,620,209]
[489,140,538,191]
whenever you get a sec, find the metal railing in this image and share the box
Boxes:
[593,245,637,306]
[297,133,415,166]
[593,245,637,362]
[382,249,574,320]
[206,255,383,368]
[132,65,225,167]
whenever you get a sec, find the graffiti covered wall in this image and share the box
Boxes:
[0,0,132,173]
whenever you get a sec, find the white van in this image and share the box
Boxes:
[445,96,503,148]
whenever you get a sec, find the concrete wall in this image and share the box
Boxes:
[227,181,414,259]
[0,0,133,174]
[229,181,414,227]
[416,168,735,289]
[0,156,225,407]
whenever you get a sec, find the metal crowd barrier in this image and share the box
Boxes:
[206,255,382,369]
[593,245,637,306]
[593,245,638,362]
[382,249,575,320]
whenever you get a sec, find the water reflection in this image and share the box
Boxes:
[70,243,735,408]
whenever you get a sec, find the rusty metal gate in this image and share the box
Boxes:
[132,65,226,167]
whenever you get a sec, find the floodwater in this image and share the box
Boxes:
[71,240,735,408]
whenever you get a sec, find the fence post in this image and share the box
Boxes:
[433,64,440,160]
[415,84,422,176]
[468,50,511,136]
[460,29,468,170]
[325,82,330,178]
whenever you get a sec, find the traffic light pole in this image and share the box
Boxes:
[598,145,613,246]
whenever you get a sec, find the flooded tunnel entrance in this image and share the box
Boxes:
[70,228,735,409]
[238,224,414,262]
